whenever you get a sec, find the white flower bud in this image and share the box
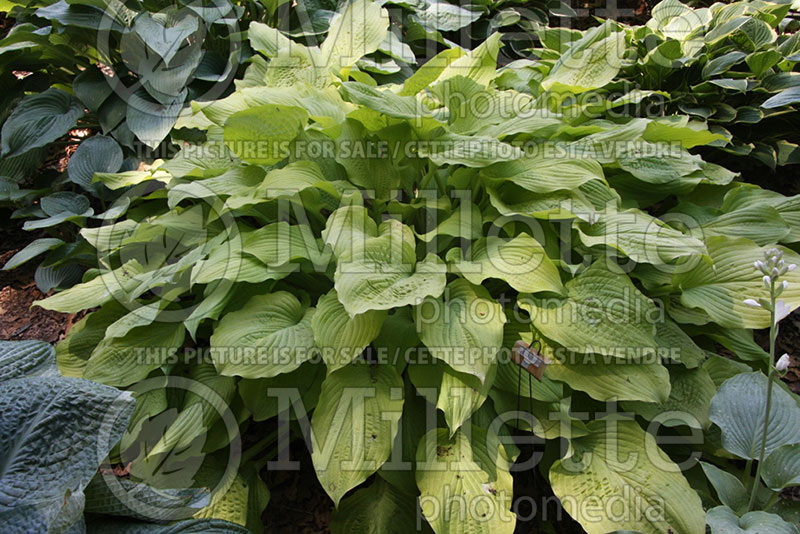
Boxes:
[789,264,797,272]
[743,299,761,308]
[764,275,772,288]
[776,353,791,372]
[783,281,789,290]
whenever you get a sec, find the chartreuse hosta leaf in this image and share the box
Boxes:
[447,234,564,294]
[330,478,430,534]
[416,426,516,534]
[311,362,403,507]
[550,419,705,534]
[722,184,800,244]
[210,291,316,378]
[35,260,146,313]
[83,322,186,387]
[323,206,447,316]
[481,155,604,194]
[709,372,800,460]
[408,358,496,436]
[223,104,308,165]
[312,289,387,373]
[541,22,627,93]
[706,506,800,534]
[319,0,388,75]
[623,366,717,429]
[672,237,800,328]
[416,279,506,384]
[577,208,707,264]
[520,260,659,358]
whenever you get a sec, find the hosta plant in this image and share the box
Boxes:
[510,0,800,171]
[31,1,800,532]
[0,339,251,534]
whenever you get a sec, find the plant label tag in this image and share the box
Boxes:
[511,340,547,381]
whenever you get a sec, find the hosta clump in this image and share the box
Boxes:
[511,0,800,171]
[36,1,800,532]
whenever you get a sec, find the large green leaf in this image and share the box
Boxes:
[330,478,430,534]
[673,237,800,328]
[520,260,659,357]
[761,443,800,490]
[624,366,716,428]
[312,289,387,373]
[67,135,123,190]
[447,234,564,294]
[223,105,308,165]
[320,0,389,74]
[709,372,800,459]
[210,292,316,378]
[415,426,516,534]
[1,88,84,158]
[311,362,403,506]
[550,419,705,534]
[701,462,749,514]
[416,279,506,383]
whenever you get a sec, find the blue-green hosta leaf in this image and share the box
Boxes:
[312,289,386,373]
[2,238,64,270]
[330,478,430,534]
[68,135,124,190]
[761,443,800,490]
[541,23,627,93]
[701,462,749,514]
[1,88,84,158]
[550,419,705,534]
[324,209,447,316]
[672,237,800,328]
[623,366,716,428]
[311,362,403,507]
[578,208,706,264]
[320,0,388,74]
[706,506,800,534]
[127,89,186,149]
[85,517,251,533]
[447,234,564,294]
[416,426,516,534]
[0,376,135,509]
[416,279,506,384]
[83,322,186,387]
[0,340,56,382]
[223,104,308,165]
[482,154,604,193]
[709,372,800,460]
[520,260,659,357]
[23,191,94,230]
[210,292,316,378]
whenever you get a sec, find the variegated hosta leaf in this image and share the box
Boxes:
[520,260,659,357]
[709,372,800,460]
[577,208,706,264]
[415,426,516,534]
[550,419,705,534]
[323,207,447,316]
[210,292,316,378]
[447,234,564,294]
[416,279,506,384]
[312,289,387,373]
[672,236,800,328]
[311,362,404,507]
